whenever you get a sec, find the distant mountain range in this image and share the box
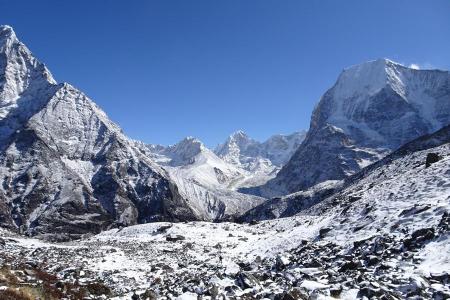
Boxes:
[144,131,306,221]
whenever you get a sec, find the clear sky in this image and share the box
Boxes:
[1,1,449,147]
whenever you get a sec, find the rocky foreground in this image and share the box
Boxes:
[0,211,448,300]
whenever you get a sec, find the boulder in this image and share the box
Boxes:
[319,227,332,238]
[276,255,291,270]
[357,287,383,298]
[425,152,440,168]
[236,272,260,289]
[166,234,186,242]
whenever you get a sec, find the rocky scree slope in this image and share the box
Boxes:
[240,123,450,223]
[251,59,450,198]
[0,25,199,240]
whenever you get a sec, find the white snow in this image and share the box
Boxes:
[417,235,450,276]
[300,280,329,291]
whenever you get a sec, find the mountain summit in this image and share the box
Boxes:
[215,130,306,168]
[215,130,258,166]
[0,25,199,239]
[249,59,450,197]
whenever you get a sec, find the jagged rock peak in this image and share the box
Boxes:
[161,136,210,166]
[229,129,250,140]
[214,130,258,166]
[0,25,16,42]
[0,25,56,89]
[219,130,255,151]
[334,58,405,99]
[169,136,206,154]
[0,25,57,133]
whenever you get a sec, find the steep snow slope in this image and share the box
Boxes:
[0,25,199,239]
[1,126,448,298]
[253,59,450,197]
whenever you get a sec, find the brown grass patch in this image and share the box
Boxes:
[0,288,35,300]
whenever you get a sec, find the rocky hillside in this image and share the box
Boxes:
[240,123,450,222]
[251,59,450,197]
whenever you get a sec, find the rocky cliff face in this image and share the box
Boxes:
[253,59,450,197]
[0,25,198,240]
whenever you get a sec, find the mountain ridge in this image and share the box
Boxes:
[143,130,306,221]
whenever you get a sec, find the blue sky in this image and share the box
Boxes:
[1,1,449,146]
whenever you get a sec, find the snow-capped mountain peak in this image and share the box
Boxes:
[214,131,254,165]
[0,25,16,44]
[332,58,437,106]
[162,136,208,166]
[0,25,55,85]
[261,131,307,166]
[0,25,201,237]
[229,129,251,142]
[253,59,450,197]
[215,130,306,168]
[224,130,258,150]
[147,130,306,202]
[0,25,57,139]
[323,59,450,148]
[171,136,206,155]
[334,58,402,99]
